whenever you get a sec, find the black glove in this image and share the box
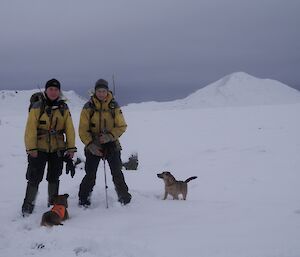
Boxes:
[64,156,75,178]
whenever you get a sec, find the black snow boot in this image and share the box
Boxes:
[118,192,132,205]
[22,202,34,216]
[22,183,38,216]
[78,197,91,208]
[48,181,59,207]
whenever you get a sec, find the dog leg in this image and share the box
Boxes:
[63,210,69,221]
[163,191,168,200]
[182,191,187,200]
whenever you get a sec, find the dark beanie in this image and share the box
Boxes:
[45,79,61,90]
[95,79,109,90]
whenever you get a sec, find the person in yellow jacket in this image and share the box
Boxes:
[22,79,77,216]
[78,79,131,206]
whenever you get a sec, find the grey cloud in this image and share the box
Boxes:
[0,0,299,105]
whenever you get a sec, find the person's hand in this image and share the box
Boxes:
[28,150,38,158]
[99,133,113,144]
[86,143,103,156]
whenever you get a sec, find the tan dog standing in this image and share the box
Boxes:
[157,171,197,200]
[41,194,69,227]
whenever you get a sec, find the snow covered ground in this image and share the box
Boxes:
[1,73,300,257]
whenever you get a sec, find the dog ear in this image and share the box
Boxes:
[64,194,69,198]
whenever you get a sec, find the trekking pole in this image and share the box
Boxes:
[103,157,109,209]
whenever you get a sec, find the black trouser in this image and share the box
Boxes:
[26,151,64,187]
[78,149,129,201]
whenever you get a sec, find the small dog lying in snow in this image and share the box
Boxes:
[41,194,69,227]
[157,171,197,200]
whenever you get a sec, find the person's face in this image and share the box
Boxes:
[46,87,60,101]
[95,88,108,101]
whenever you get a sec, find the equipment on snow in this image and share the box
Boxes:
[122,153,138,170]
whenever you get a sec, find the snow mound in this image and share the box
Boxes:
[125,72,300,111]
[0,89,86,115]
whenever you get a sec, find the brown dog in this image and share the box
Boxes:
[157,171,197,200]
[41,194,69,227]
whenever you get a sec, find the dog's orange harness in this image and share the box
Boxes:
[51,204,66,219]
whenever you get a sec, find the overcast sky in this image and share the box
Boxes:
[0,0,299,105]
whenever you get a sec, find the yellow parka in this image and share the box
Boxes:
[79,92,127,148]
[24,98,76,153]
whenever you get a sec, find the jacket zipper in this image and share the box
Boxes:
[99,102,102,134]
[48,111,53,153]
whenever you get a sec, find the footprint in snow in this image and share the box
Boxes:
[74,246,89,256]
[31,242,45,250]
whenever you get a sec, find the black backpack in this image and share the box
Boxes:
[28,92,65,119]
[28,92,45,112]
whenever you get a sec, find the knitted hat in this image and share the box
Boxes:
[95,79,109,91]
[45,79,61,90]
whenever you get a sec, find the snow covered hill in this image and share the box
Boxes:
[125,72,300,111]
[1,76,300,257]
[0,89,86,116]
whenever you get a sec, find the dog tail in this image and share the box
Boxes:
[185,176,197,183]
